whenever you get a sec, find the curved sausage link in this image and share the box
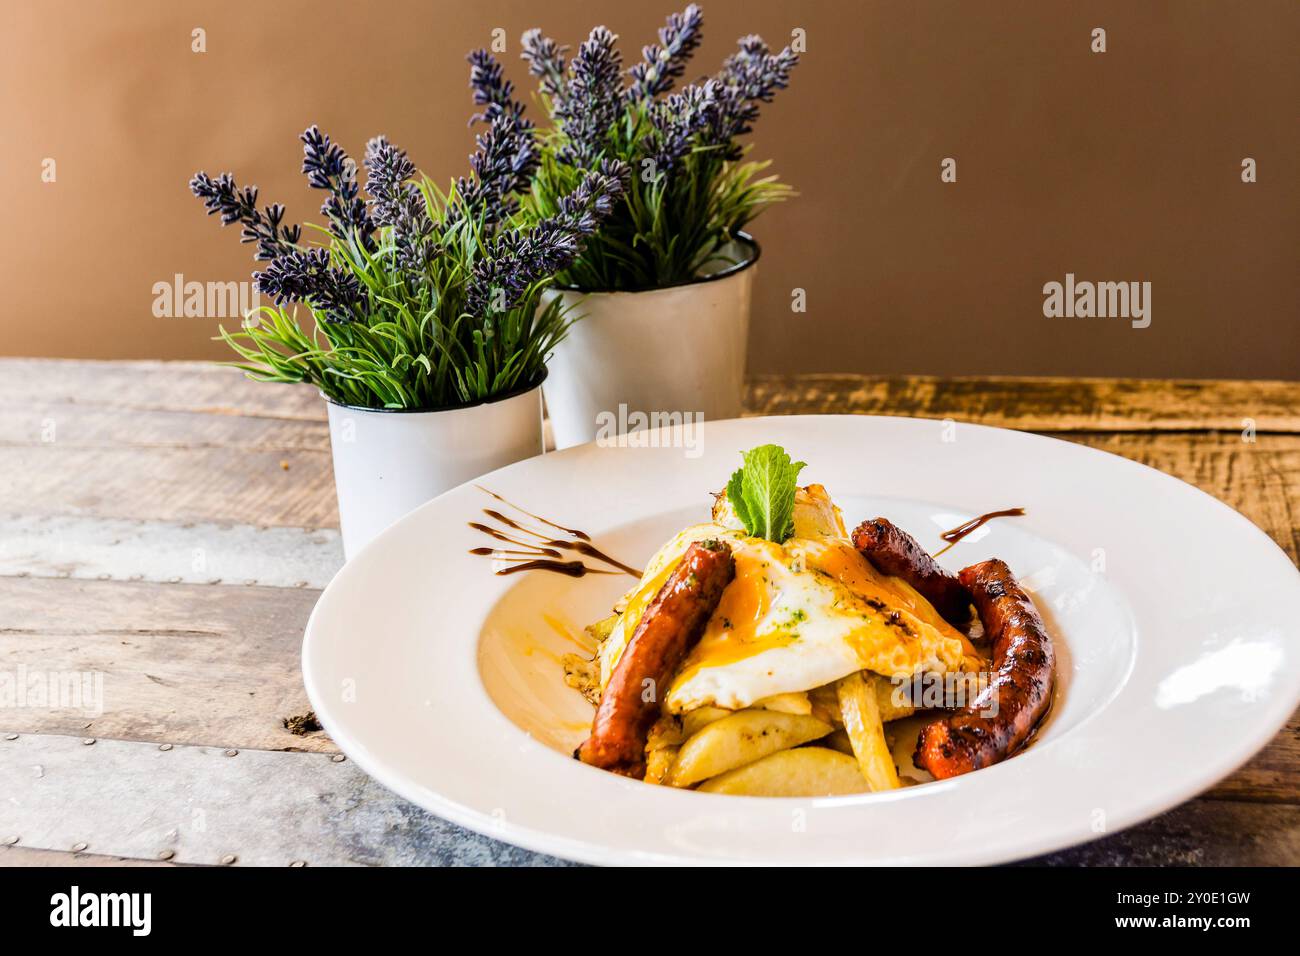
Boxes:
[914,559,1055,778]
[852,517,972,626]
[578,540,735,778]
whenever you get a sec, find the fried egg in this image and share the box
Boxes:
[598,485,970,713]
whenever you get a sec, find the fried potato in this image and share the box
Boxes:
[696,747,870,796]
[561,654,601,706]
[644,716,684,785]
[836,672,900,791]
[875,675,917,722]
[821,728,854,756]
[808,683,845,728]
[753,691,812,715]
[812,678,915,724]
[645,744,679,785]
[680,706,732,738]
[667,709,832,787]
[584,613,619,645]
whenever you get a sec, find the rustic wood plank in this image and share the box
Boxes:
[0,845,176,867]
[1023,798,1300,866]
[746,374,1300,433]
[0,576,333,754]
[2,361,1296,867]
[0,404,329,450]
[1205,709,1300,803]
[1,732,1289,867]
[0,734,572,867]
[11,361,1298,434]
[0,359,324,421]
[0,445,339,528]
[0,515,343,588]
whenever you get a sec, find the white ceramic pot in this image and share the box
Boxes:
[325,379,545,560]
[542,234,759,449]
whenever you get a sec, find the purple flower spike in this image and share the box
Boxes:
[628,4,704,101]
[300,126,375,249]
[555,27,624,166]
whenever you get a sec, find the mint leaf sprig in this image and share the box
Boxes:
[725,444,807,543]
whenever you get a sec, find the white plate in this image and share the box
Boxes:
[302,415,1300,865]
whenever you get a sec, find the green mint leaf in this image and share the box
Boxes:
[725,444,807,542]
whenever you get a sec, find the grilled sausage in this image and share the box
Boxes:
[578,540,735,778]
[914,559,1054,778]
[852,518,972,626]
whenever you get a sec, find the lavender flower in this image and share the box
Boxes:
[364,136,438,272]
[647,81,718,174]
[555,27,624,166]
[452,52,538,229]
[256,248,362,323]
[452,115,539,229]
[520,29,568,101]
[705,36,799,159]
[300,126,376,249]
[468,49,527,126]
[189,172,301,261]
[628,4,705,101]
[466,161,628,317]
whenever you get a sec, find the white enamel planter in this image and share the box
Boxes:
[541,235,759,449]
[325,378,545,560]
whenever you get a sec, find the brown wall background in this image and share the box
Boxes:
[2,0,1296,379]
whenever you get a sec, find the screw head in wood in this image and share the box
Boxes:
[289,860,307,867]
[2,836,17,846]
[224,749,238,757]
[4,734,17,741]
[81,738,95,746]
[159,743,172,751]
[331,754,346,763]
[71,842,87,853]
[158,850,175,861]
[220,854,237,865]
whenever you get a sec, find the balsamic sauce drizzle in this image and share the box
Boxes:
[475,485,591,540]
[933,507,1026,557]
[469,489,642,578]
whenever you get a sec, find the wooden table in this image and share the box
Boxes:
[2,360,1297,866]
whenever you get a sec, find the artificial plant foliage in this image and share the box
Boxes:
[522,4,799,290]
[189,51,627,409]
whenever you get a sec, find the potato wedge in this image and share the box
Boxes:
[680,706,732,739]
[837,672,900,791]
[753,691,812,715]
[667,709,832,787]
[697,747,870,796]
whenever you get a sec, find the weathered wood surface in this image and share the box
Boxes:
[1,359,1296,866]
[0,514,342,588]
[0,731,1291,868]
[747,374,1300,433]
[0,733,570,867]
[0,576,333,753]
